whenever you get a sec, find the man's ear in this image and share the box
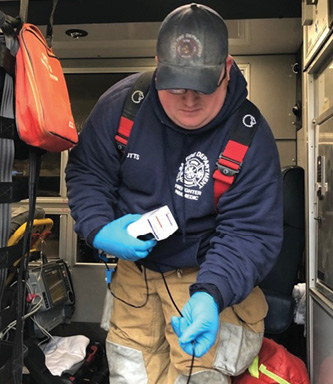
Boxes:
[226,55,234,79]
[155,55,158,63]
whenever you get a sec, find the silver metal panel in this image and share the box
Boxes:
[70,264,108,323]
[303,0,331,68]
[310,293,333,384]
[315,111,333,300]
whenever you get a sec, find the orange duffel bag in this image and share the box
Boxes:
[233,338,310,384]
[15,23,78,152]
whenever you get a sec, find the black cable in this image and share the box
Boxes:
[187,343,195,384]
[156,266,182,317]
[106,261,149,309]
[153,262,195,383]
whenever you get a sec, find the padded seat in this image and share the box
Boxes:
[260,165,305,334]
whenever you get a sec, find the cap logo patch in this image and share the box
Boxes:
[175,34,202,59]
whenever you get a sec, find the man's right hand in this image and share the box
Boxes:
[93,214,157,261]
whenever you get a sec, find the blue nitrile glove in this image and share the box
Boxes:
[171,292,219,357]
[93,214,157,261]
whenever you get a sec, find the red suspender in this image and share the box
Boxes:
[212,101,260,210]
[115,71,153,154]
[213,140,249,209]
[115,116,134,153]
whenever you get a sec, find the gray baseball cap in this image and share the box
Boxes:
[155,3,229,94]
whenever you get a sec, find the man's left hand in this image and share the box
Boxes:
[171,292,219,357]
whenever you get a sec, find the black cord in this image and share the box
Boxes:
[106,262,149,309]
[156,266,182,317]
[187,343,195,384]
[153,262,195,384]
[104,261,195,382]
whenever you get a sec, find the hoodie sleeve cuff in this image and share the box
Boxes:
[87,225,105,247]
[189,283,224,312]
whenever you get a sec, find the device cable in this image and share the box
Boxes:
[104,261,149,309]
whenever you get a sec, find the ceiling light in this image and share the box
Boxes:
[65,29,88,39]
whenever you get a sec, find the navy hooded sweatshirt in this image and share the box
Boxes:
[65,63,283,312]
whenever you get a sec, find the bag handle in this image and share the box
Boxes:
[19,0,59,47]
[19,0,28,24]
[46,0,59,47]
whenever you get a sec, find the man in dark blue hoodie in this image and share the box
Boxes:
[65,3,283,383]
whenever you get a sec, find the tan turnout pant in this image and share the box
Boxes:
[105,259,268,384]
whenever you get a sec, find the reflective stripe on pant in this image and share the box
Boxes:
[106,259,267,384]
